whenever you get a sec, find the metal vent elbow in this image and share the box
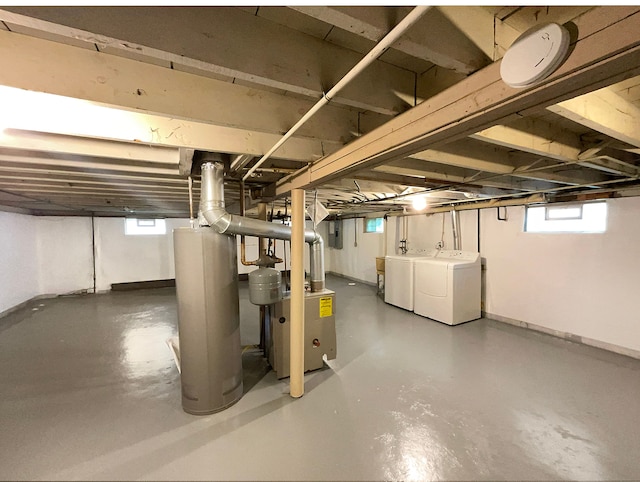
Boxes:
[199,161,325,292]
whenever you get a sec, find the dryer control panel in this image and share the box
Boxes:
[434,250,479,261]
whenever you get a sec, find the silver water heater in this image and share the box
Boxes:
[173,227,243,415]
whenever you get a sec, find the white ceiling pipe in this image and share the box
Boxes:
[242,5,432,182]
[230,154,255,173]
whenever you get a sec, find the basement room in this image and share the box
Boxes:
[1,5,639,481]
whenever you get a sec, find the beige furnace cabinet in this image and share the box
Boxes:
[269,290,337,379]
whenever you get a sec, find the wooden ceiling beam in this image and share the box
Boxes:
[437,6,495,59]
[374,161,552,192]
[548,87,640,149]
[0,7,413,115]
[291,6,489,73]
[276,7,640,196]
[470,117,583,162]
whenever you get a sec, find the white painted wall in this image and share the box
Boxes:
[385,210,479,256]
[94,218,191,291]
[36,216,93,296]
[326,212,479,285]
[481,197,640,353]
[3,198,639,355]
[2,212,328,310]
[327,218,384,284]
[331,205,639,355]
[0,211,39,313]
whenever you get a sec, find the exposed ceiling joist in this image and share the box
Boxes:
[352,171,430,189]
[0,33,348,160]
[493,6,595,59]
[0,163,188,183]
[437,6,495,59]
[0,129,180,164]
[276,7,640,196]
[548,87,640,149]
[376,160,554,192]
[323,178,407,196]
[0,154,177,175]
[579,155,640,178]
[411,142,606,186]
[179,149,195,176]
[0,6,638,218]
[470,117,583,162]
[0,173,192,190]
[0,7,414,116]
[291,6,489,74]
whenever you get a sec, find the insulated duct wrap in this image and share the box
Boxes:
[199,162,325,292]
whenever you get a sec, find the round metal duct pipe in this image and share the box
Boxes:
[199,162,325,292]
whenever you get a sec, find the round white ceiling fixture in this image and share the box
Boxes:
[500,22,571,89]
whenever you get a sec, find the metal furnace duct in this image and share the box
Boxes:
[451,209,461,251]
[173,227,243,414]
[199,162,325,292]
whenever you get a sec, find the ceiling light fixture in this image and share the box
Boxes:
[412,196,427,211]
[500,23,571,89]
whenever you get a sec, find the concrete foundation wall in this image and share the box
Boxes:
[481,196,640,354]
[93,218,191,292]
[327,218,384,285]
[3,199,640,355]
[332,200,639,355]
[2,213,327,310]
[36,216,94,296]
[326,212,478,285]
[385,210,479,256]
[0,211,39,314]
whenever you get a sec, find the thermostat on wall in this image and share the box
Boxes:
[500,22,571,88]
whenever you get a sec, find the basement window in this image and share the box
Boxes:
[364,217,384,233]
[525,202,607,233]
[125,218,167,236]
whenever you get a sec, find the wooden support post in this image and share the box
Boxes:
[290,188,305,398]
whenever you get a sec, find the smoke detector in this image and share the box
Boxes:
[500,22,571,88]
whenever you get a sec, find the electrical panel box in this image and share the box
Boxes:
[328,219,343,249]
[269,290,337,379]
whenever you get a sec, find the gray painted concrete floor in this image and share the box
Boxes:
[1,275,639,481]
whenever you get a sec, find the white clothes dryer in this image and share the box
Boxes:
[413,250,481,325]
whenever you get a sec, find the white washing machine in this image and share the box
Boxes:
[413,250,481,325]
[384,252,436,311]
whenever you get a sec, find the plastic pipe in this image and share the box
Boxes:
[242,5,431,182]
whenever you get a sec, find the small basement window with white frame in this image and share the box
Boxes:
[364,217,384,233]
[125,218,167,235]
[525,201,607,233]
